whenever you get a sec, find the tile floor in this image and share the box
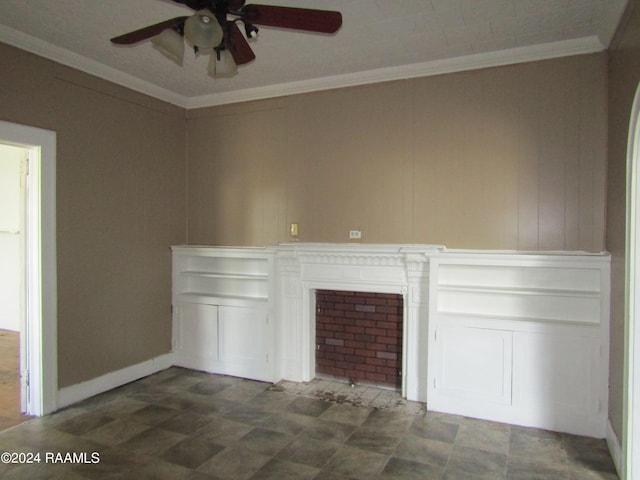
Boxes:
[0,366,619,479]
[0,329,34,431]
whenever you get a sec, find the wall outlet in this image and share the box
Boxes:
[290,223,299,237]
[349,230,362,239]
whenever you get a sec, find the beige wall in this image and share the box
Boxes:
[0,37,611,394]
[607,0,640,443]
[0,43,187,387]
[187,54,607,251]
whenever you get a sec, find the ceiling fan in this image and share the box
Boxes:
[111,0,342,77]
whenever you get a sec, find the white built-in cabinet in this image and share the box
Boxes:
[427,251,610,437]
[171,244,610,438]
[171,246,274,382]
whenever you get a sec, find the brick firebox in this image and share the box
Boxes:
[315,290,403,389]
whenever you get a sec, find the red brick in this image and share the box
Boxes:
[365,357,386,366]
[355,304,377,313]
[377,336,399,345]
[364,372,387,383]
[355,363,376,373]
[335,346,355,355]
[365,328,387,336]
[376,351,398,360]
[375,321,398,330]
[316,343,335,354]
[325,367,346,377]
[344,354,366,364]
[326,352,344,361]
[365,297,387,306]
[355,349,375,358]
[355,334,376,342]
[325,324,345,332]
[345,326,365,334]
[335,332,355,341]
[335,360,356,370]
[376,366,398,376]
[355,319,376,328]
[335,303,355,311]
[378,306,401,314]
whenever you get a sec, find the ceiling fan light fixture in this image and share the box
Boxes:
[244,23,259,39]
[151,28,185,66]
[208,49,238,78]
[184,9,224,49]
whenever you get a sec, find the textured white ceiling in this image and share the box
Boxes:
[0,0,628,108]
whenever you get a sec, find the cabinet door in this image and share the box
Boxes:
[513,332,600,421]
[431,326,513,413]
[173,303,219,369]
[218,305,273,382]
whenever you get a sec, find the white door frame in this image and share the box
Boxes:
[0,120,57,416]
[625,83,640,480]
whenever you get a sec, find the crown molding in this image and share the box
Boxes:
[185,36,605,108]
[597,0,629,47]
[0,24,186,107]
[1,22,605,110]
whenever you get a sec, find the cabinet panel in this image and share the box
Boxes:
[513,332,597,416]
[173,303,219,367]
[218,306,270,381]
[436,327,512,405]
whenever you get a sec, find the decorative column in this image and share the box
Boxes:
[274,248,304,382]
[403,248,431,402]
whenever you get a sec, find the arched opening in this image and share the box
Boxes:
[624,83,640,479]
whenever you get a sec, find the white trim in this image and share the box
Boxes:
[0,25,185,108]
[0,22,604,109]
[0,121,57,417]
[624,82,640,480]
[185,37,605,108]
[57,353,174,409]
[597,0,629,47]
[608,419,624,478]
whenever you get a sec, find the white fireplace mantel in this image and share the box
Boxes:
[274,243,444,402]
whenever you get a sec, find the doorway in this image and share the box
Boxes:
[625,83,640,479]
[0,120,57,418]
[0,143,29,427]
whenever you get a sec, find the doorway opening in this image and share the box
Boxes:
[0,143,31,428]
[0,121,57,419]
[625,83,640,479]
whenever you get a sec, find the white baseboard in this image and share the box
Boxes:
[606,419,623,479]
[57,353,174,410]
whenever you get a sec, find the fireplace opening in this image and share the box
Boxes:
[315,290,404,390]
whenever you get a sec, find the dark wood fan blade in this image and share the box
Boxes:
[228,0,245,11]
[170,0,245,12]
[111,17,187,45]
[224,22,255,65]
[241,5,342,34]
